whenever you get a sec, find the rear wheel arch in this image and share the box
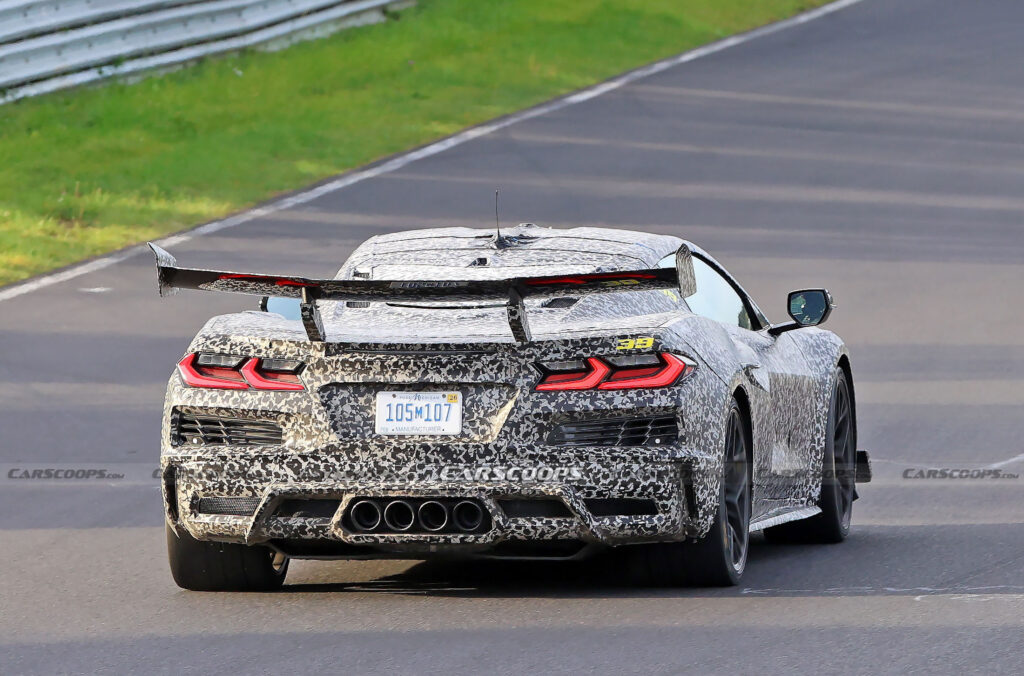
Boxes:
[730,385,756,517]
[836,355,857,447]
[731,385,755,466]
[764,364,856,543]
[622,395,752,587]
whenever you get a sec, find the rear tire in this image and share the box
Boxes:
[626,400,751,587]
[764,367,856,544]
[166,524,288,591]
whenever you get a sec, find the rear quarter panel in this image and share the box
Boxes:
[788,326,852,503]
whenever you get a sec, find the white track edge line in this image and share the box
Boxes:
[0,0,865,304]
[987,452,1024,470]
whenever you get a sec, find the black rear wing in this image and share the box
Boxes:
[148,243,696,343]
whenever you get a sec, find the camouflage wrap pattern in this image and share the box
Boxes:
[159,226,849,559]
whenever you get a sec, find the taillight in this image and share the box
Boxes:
[598,353,690,390]
[240,358,304,391]
[177,353,304,391]
[535,353,693,391]
[536,357,611,391]
[525,272,659,286]
[177,353,248,389]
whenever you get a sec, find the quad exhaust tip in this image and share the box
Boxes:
[417,500,448,532]
[383,500,416,532]
[350,500,382,531]
[348,498,486,533]
[452,500,484,532]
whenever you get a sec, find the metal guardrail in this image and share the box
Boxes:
[0,0,413,102]
[0,1,187,43]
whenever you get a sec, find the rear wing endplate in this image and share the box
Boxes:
[148,242,696,343]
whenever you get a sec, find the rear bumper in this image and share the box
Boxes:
[163,453,708,557]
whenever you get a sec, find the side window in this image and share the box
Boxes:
[664,255,753,329]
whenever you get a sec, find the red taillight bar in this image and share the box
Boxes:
[597,353,690,390]
[177,353,305,390]
[177,353,248,390]
[535,353,693,391]
[535,357,611,391]
[240,358,304,391]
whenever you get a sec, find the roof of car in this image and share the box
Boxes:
[339,224,684,278]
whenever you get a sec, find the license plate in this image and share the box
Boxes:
[375,391,462,435]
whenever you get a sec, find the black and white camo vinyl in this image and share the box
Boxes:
[160,225,850,557]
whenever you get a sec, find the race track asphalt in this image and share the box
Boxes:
[2,0,1023,673]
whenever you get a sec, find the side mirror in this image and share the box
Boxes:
[768,288,834,336]
[259,296,302,321]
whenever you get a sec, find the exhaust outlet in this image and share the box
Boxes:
[383,500,416,532]
[350,500,382,531]
[417,500,449,532]
[452,500,484,532]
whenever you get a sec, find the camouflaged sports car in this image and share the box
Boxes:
[151,223,871,591]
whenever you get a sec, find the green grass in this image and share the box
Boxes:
[0,0,828,286]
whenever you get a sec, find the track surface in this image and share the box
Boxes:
[3,0,1024,673]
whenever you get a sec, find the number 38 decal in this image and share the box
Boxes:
[616,337,654,350]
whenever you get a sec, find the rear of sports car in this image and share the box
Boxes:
[161,326,721,567]
[154,227,745,590]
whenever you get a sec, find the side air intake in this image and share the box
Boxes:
[549,415,679,447]
[172,409,283,446]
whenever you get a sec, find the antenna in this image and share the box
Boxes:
[494,188,501,241]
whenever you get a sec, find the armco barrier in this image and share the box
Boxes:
[0,0,414,102]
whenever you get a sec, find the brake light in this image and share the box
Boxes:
[177,353,248,389]
[177,353,305,390]
[535,353,693,391]
[536,357,611,391]
[217,273,317,288]
[526,272,658,286]
[240,358,304,391]
[598,353,690,390]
